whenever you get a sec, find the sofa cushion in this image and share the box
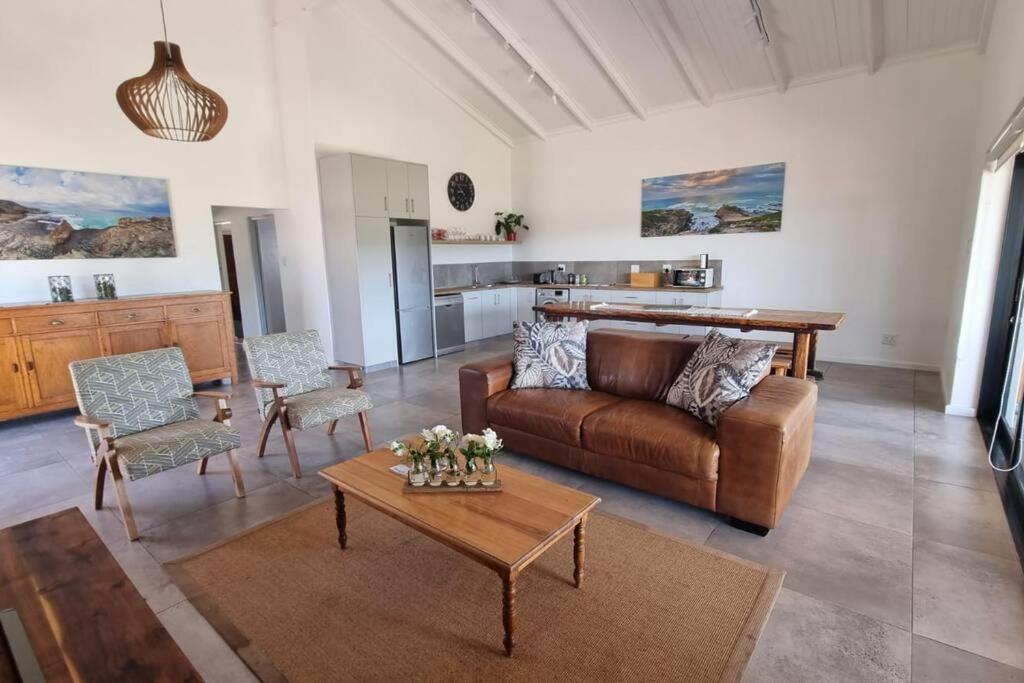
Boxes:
[587,330,701,402]
[487,389,621,446]
[511,321,591,390]
[582,399,719,481]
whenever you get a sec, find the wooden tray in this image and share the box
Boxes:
[403,479,503,493]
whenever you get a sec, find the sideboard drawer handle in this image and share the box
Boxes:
[26,361,34,372]
[191,306,201,313]
[50,319,65,326]
[126,312,138,319]
[10,363,17,374]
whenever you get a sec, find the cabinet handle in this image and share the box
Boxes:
[191,306,201,313]
[10,362,18,373]
[411,198,415,213]
[50,319,65,326]
[405,198,409,213]
[387,273,393,288]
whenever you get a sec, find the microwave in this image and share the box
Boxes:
[672,268,714,288]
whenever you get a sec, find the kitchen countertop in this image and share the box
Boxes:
[434,283,723,296]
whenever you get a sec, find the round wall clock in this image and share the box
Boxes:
[447,172,475,211]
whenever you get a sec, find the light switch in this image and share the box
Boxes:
[630,264,640,273]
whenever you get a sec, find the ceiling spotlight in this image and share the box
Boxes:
[471,9,478,24]
[527,70,536,84]
[504,41,511,50]
[552,92,558,105]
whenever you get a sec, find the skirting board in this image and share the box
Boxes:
[816,355,941,373]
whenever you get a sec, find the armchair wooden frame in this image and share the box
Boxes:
[253,364,374,479]
[74,391,246,542]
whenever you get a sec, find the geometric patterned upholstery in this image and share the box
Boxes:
[242,330,333,418]
[284,386,373,430]
[69,347,199,439]
[112,420,242,481]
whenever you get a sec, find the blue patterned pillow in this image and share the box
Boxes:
[510,321,591,390]
[666,329,776,426]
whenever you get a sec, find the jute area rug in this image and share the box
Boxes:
[167,499,782,682]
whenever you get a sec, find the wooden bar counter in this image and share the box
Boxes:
[0,291,237,422]
[535,301,845,380]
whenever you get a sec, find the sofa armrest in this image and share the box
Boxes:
[459,353,514,434]
[715,375,818,529]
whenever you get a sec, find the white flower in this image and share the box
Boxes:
[390,441,407,457]
[482,428,502,451]
[420,428,434,441]
[460,433,485,447]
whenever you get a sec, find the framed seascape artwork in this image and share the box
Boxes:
[0,164,175,259]
[641,162,785,237]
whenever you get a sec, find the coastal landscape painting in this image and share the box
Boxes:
[641,162,785,237]
[0,164,175,259]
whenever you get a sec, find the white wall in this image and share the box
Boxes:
[943,0,1024,414]
[307,3,513,266]
[0,0,287,304]
[512,53,984,369]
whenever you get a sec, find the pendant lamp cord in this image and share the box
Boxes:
[159,0,171,57]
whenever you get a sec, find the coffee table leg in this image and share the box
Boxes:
[573,516,587,588]
[333,486,347,550]
[502,571,517,657]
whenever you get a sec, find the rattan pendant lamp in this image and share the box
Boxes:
[116,0,228,142]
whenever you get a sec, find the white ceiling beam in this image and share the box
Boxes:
[387,0,547,140]
[335,4,514,147]
[471,0,593,132]
[762,43,788,93]
[548,0,647,120]
[977,0,995,54]
[861,0,884,74]
[630,0,712,107]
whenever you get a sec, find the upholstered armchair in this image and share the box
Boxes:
[242,330,373,478]
[69,347,245,541]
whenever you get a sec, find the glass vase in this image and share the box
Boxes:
[428,457,445,487]
[464,458,481,487]
[444,455,463,487]
[48,275,73,303]
[407,459,428,487]
[93,273,117,300]
[480,456,498,487]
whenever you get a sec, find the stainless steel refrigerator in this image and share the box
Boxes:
[391,223,435,364]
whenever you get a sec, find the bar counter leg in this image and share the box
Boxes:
[333,486,347,550]
[791,332,810,380]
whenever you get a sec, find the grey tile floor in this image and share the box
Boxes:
[1,336,1021,682]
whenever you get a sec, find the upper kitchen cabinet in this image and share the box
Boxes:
[386,160,430,220]
[407,163,429,219]
[351,154,388,218]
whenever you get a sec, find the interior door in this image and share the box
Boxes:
[386,160,410,219]
[100,322,167,357]
[356,216,398,366]
[408,163,430,219]
[252,217,287,334]
[0,338,30,416]
[21,329,102,408]
[351,155,388,218]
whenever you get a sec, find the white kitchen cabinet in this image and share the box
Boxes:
[654,290,722,337]
[516,287,536,324]
[408,163,429,219]
[462,292,483,342]
[386,160,409,218]
[605,289,656,331]
[481,288,512,338]
[354,216,398,366]
[351,154,388,218]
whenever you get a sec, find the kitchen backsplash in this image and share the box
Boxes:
[433,259,724,289]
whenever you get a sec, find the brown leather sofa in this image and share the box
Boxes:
[459,329,818,534]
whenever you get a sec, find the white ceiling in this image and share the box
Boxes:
[334,0,994,145]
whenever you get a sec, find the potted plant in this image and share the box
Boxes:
[459,428,503,487]
[494,212,529,242]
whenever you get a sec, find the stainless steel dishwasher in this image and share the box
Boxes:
[433,294,465,356]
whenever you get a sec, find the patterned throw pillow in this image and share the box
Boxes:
[666,329,777,427]
[510,321,591,390]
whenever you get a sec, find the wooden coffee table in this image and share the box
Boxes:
[319,448,600,657]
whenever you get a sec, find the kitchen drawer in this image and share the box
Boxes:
[611,320,656,332]
[98,306,165,326]
[609,290,657,305]
[654,291,710,307]
[15,311,98,333]
[0,318,12,336]
[166,301,222,319]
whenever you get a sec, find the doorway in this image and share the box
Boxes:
[211,207,287,339]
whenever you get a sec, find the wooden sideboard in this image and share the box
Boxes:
[0,291,237,422]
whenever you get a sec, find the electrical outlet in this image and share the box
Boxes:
[557,264,566,272]
[630,264,640,273]
[662,263,672,273]
[881,334,898,346]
